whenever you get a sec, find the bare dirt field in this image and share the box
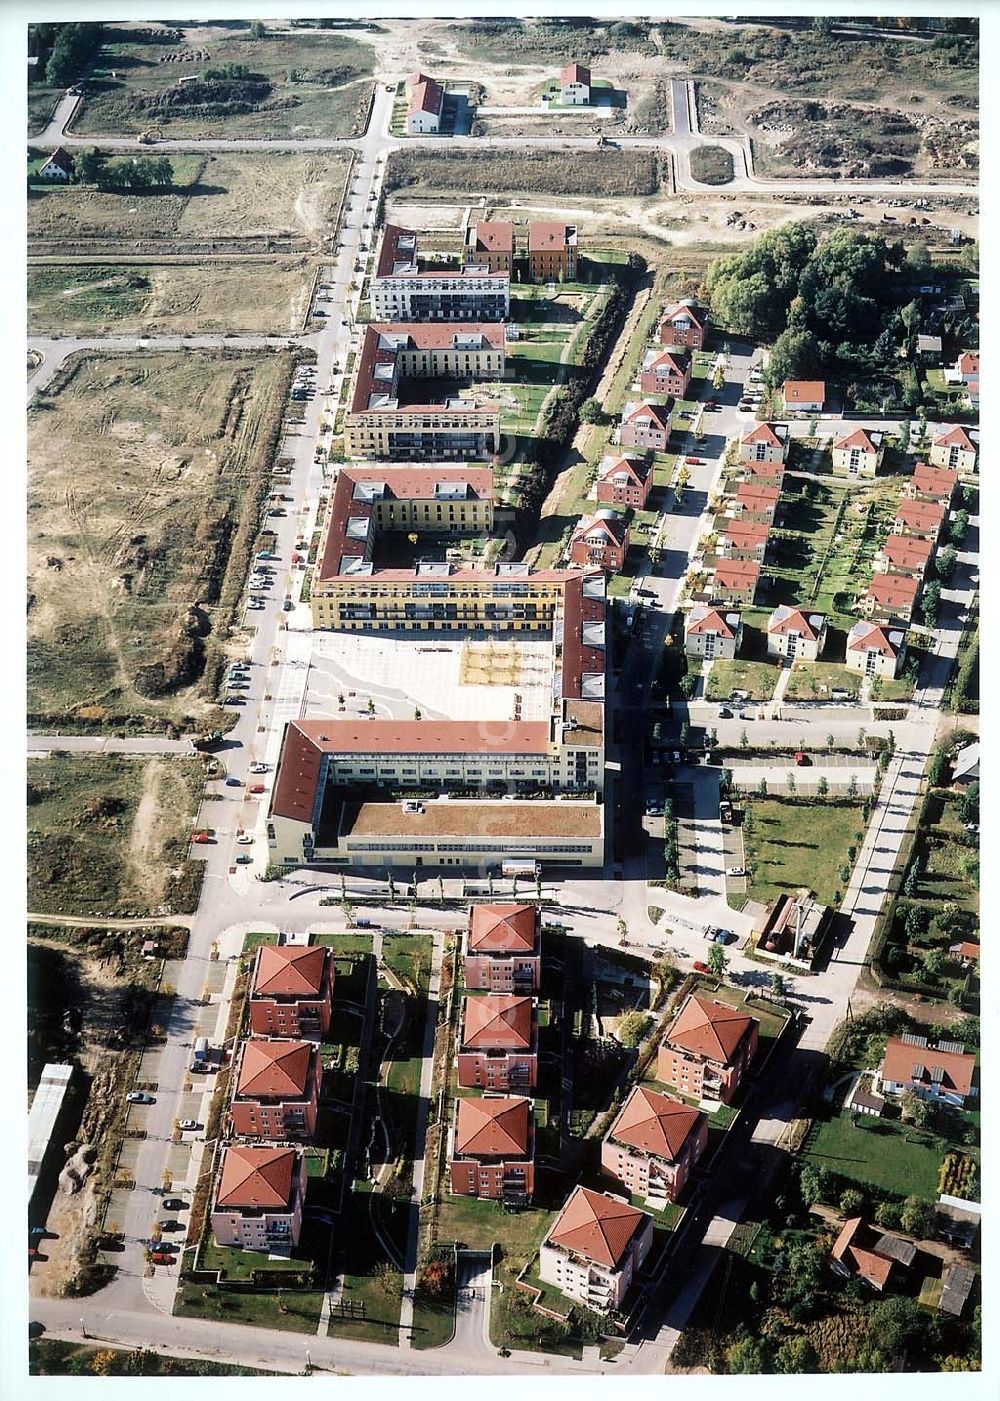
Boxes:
[28,258,315,336]
[27,349,294,730]
[28,150,353,250]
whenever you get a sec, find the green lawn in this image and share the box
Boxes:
[705,657,780,703]
[174,1283,325,1333]
[742,798,866,907]
[410,1296,456,1350]
[381,933,432,992]
[802,1112,943,1200]
[783,661,861,702]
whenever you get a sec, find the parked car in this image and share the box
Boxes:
[150,1252,174,1266]
[250,763,269,774]
[178,1120,200,1132]
[158,1220,183,1233]
[693,960,711,974]
[236,833,253,845]
[718,707,733,719]
[727,866,746,878]
[684,456,703,465]
[192,832,212,845]
[225,777,242,787]
[223,696,245,705]
[163,1199,188,1212]
[711,928,735,944]
[738,710,755,721]
[248,783,266,795]
[126,1091,154,1104]
[793,751,811,766]
[236,853,253,864]
[282,599,294,611]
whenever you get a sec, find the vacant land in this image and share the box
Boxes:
[28,150,352,249]
[28,349,294,729]
[28,85,62,137]
[73,24,375,139]
[802,1111,943,1200]
[743,797,865,907]
[385,148,665,200]
[689,144,735,185]
[705,657,779,703]
[27,753,205,915]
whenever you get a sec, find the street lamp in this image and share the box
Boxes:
[80,1317,87,1339]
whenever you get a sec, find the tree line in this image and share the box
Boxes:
[74,148,175,191]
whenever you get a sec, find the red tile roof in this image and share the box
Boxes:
[710,560,760,590]
[768,605,823,640]
[43,146,75,174]
[349,322,505,414]
[834,427,880,453]
[866,572,919,611]
[957,352,979,375]
[664,994,756,1066]
[740,460,785,480]
[469,221,514,254]
[687,606,738,639]
[236,1040,314,1100]
[598,455,650,487]
[881,1037,975,1097]
[623,401,671,430]
[561,61,591,86]
[608,1085,704,1161]
[718,519,770,548]
[468,904,538,954]
[408,73,443,117]
[741,422,784,448]
[879,535,932,572]
[462,994,533,1051]
[660,301,706,331]
[847,621,900,656]
[893,499,946,534]
[216,1145,297,1210]
[528,221,575,252]
[573,513,629,547]
[644,350,690,377]
[933,425,976,451]
[782,380,826,404]
[454,1096,531,1157]
[548,1186,647,1268]
[253,944,328,999]
[911,462,957,498]
[735,482,780,509]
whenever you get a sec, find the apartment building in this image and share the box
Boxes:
[527,222,578,282]
[230,1040,322,1141]
[619,400,672,451]
[448,1095,535,1201]
[845,620,906,681]
[832,427,885,478]
[601,1085,707,1205]
[657,994,759,1105]
[715,519,769,564]
[732,481,780,525]
[457,993,537,1091]
[929,425,977,473]
[569,512,629,573]
[406,71,443,134]
[464,903,541,993]
[738,422,788,466]
[210,1145,306,1254]
[465,221,515,274]
[249,944,333,1039]
[640,348,691,399]
[343,322,504,460]
[371,225,510,322]
[766,605,827,662]
[540,1186,653,1313]
[684,605,742,661]
[594,454,652,509]
[658,300,707,350]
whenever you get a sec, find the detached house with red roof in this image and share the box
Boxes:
[601,1085,707,1204]
[684,605,742,661]
[766,605,827,662]
[640,348,691,399]
[830,1217,916,1291]
[892,497,946,542]
[464,903,541,993]
[739,422,788,467]
[877,1035,977,1108]
[528,222,578,282]
[559,61,591,104]
[929,425,977,474]
[458,993,537,1090]
[570,512,629,573]
[249,943,333,1039]
[874,533,933,581]
[230,1039,322,1140]
[955,350,979,407]
[595,454,652,510]
[657,993,759,1104]
[405,72,443,135]
[210,1144,307,1253]
[782,380,826,413]
[715,518,769,564]
[658,300,707,350]
[863,571,919,625]
[620,400,672,451]
[845,620,906,681]
[906,461,957,505]
[448,1095,534,1201]
[832,427,885,479]
[704,559,760,607]
[540,1186,653,1312]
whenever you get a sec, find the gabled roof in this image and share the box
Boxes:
[830,1217,900,1288]
[597,454,650,487]
[561,60,591,85]
[834,427,881,454]
[741,422,784,448]
[528,221,575,252]
[642,348,690,377]
[547,1186,647,1268]
[573,513,628,546]
[236,1040,313,1100]
[847,620,902,656]
[718,519,769,547]
[911,461,957,497]
[881,1037,975,1096]
[687,605,738,639]
[768,605,824,640]
[865,572,918,609]
[710,560,760,589]
[933,425,976,451]
[957,351,979,375]
[660,301,706,331]
[462,994,534,1051]
[454,1096,531,1157]
[782,380,826,403]
[216,1145,297,1210]
[468,903,538,954]
[893,498,946,532]
[664,994,756,1066]
[408,74,443,117]
[879,535,932,571]
[608,1085,704,1161]
[42,146,74,174]
[735,481,780,508]
[622,400,671,429]
[253,944,328,999]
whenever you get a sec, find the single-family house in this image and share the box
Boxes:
[830,1217,915,1291]
[862,572,920,624]
[956,351,979,407]
[732,481,780,524]
[877,1035,977,1108]
[559,61,591,105]
[782,380,826,413]
[714,519,769,564]
[230,1039,322,1140]
[929,425,977,473]
[951,741,979,786]
[601,1085,707,1205]
[595,454,652,510]
[448,1095,535,1201]
[464,903,541,993]
[657,993,759,1105]
[845,620,906,681]
[873,533,933,580]
[832,427,885,478]
[640,348,691,399]
[458,993,537,1091]
[406,72,444,135]
[38,147,74,181]
[249,943,334,1039]
[210,1145,306,1253]
[766,605,827,662]
[620,400,672,452]
[658,300,707,350]
[738,458,785,486]
[539,1186,653,1313]
[739,422,789,466]
[684,605,742,661]
[906,461,958,504]
[892,497,947,542]
[569,512,629,573]
[705,559,760,606]
[949,941,980,967]
[916,333,942,362]
[527,222,578,283]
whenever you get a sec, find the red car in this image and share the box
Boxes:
[150,1252,174,1265]
[692,960,711,975]
[248,783,266,794]
[684,456,703,465]
[192,832,212,845]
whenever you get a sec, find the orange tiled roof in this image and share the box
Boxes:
[253,944,328,999]
[608,1085,703,1161]
[881,1037,975,1096]
[664,994,755,1066]
[462,994,534,1051]
[454,1096,531,1157]
[216,1145,296,1209]
[468,904,538,954]
[548,1186,646,1268]
[236,1040,313,1100]
[687,607,737,639]
[741,423,783,448]
[933,425,975,451]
